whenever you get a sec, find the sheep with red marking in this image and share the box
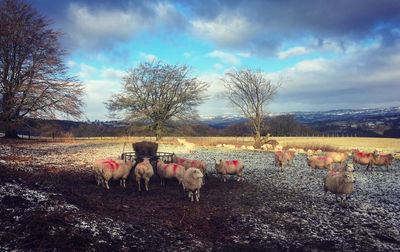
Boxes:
[286,149,297,166]
[352,151,376,170]
[93,158,134,190]
[134,158,154,191]
[182,167,204,202]
[274,151,289,172]
[173,155,207,179]
[214,159,244,182]
[371,153,394,171]
[156,159,185,187]
[307,155,334,170]
[325,151,348,165]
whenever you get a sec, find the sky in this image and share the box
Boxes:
[27,0,400,121]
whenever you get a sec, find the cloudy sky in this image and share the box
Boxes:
[27,0,400,120]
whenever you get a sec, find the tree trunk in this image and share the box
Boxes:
[253,130,262,149]
[4,121,19,138]
[154,122,164,141]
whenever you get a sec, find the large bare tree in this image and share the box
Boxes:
[107,61,208,140]
[0,0,85,138]
[222,69,281,148]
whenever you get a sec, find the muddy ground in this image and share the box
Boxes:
[0,141,399,251]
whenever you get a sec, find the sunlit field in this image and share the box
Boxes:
[38,136,400,153]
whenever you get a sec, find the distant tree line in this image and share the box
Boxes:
[0,115,315,138]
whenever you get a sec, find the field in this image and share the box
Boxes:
[0,138,399,251]
[41,136,400,153]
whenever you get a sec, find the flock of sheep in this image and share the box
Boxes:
[92,141,395,204]
[276,148,395,203]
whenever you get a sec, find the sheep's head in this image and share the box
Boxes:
[157,159,164,167]
[192,168,204,179]
[346,163,354,172]
[343,172,355,183]
[214,159,222,170]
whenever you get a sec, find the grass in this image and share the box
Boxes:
[4,135,400,153]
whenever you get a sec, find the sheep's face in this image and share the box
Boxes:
[343,172,355,183]
[346,163,354,172]
[157,159,164,168]
[214,159,222,170]
[192,169,204,179]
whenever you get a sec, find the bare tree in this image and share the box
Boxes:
[0,0,85,138]
[107,61,208,140]
[222,69,281,148]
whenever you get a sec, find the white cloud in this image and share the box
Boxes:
[101,68,126,80]
[78,63,98,79]
[67,60,77,68]
[84,79,122,121]
[206,50,240,65]
[278,46,310,59]
[67,4,143,46]
[191,14,256,47]
[65,2,183,50]
[289,58,330,73]
[139,52,157,62]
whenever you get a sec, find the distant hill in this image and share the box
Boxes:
[200,107,400,137]
[3,107,399,138]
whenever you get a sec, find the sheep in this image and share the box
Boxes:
[352,151,376,170]
[325,152,348,165]
[371,153,394,171]
[134,158,154,191]
[329,163,354,172]
[214,159,244,182]
[182,167,204,202]
[286,149,297,165]
[265,139,279,148]
[324,169,355,203]
[307,155,334,170]
[274,151,289,172]
[93,158,134,190]
[172,155,207,179]
[156,159,185,187]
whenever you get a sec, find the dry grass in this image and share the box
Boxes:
[9,136,400,153]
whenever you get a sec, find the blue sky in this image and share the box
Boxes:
[27,0,400,121]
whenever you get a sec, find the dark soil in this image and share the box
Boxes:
[0,141,399,251]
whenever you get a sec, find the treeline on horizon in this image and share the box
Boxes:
[1,115,318,138]
[2,114,398,138]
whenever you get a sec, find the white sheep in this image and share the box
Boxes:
[173,155,207,180]
[182,167,204,202]
[323,169,355,203]
[214,159,244,182]
[93,158,134,190]
[156,159,185,187]
[134,158,154,191]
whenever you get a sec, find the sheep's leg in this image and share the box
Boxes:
[137,178,141,192]
[104,180,110,190]
[237,172,243,181]
[195,190,200,202]
[145,178,149,191]
[222,174,226,182]
[122,178,126,188]
[189,191,193,201]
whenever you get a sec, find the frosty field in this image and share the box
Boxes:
[0,141,399,251]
